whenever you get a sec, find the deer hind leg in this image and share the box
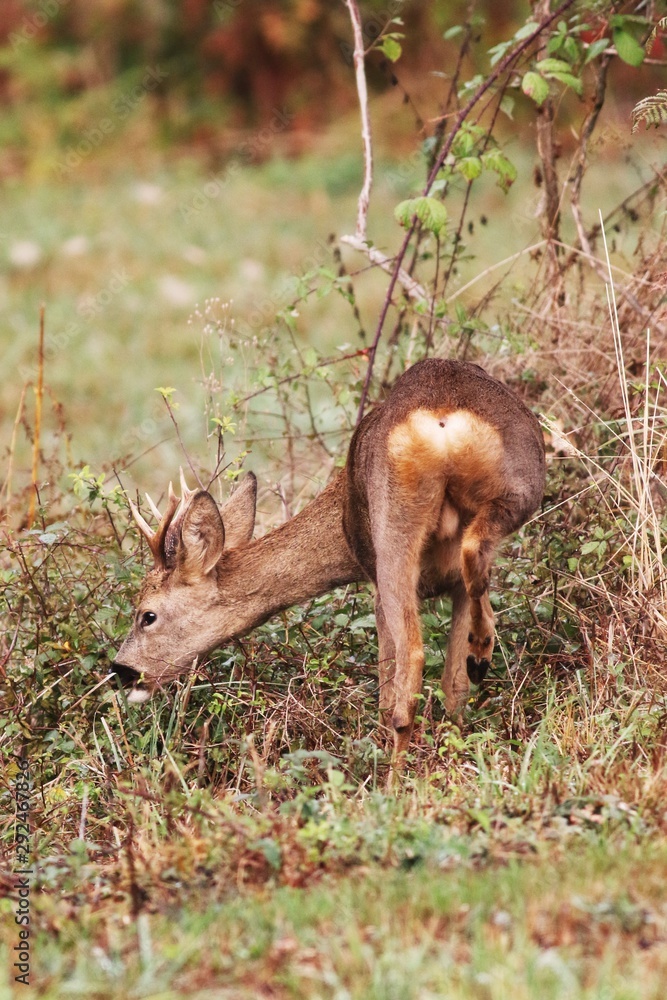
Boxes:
[374,540,427,769]
[375,594,396,741]
[459,505,506,687]
[442,581,473,718]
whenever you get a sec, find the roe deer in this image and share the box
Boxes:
[115,358,545,767]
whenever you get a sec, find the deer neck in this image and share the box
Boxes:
[216,470,365,635]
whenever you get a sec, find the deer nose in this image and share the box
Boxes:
[112,662,142,688]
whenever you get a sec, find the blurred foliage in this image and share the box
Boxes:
[2,0,663,171]
[0,0,448,135]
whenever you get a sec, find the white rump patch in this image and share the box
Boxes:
[388,407,504,488]
[405,409,479,457]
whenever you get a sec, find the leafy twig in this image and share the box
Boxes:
[353,0,578,422]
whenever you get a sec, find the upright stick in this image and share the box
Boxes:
[28,305,45,529]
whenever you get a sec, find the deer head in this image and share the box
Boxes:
[115,469,257,700]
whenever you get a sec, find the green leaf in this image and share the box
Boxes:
[581,540,599,555]
[455,156,482,182]
[452,130,475,157]
[394,196,447,236]
[585,37,610,63]
[547,71,583,96]
[350,614,377,631]
[547,34,565,55]
[563,35,580,63]
[515,21,540,41]
[379,36,402,62]
[488,40,512,67]
[482,149,517,192]
[499,94,515,119]
[394,199,416,228]
[521,71,549,106]
[613,28,645,66]
[537,57,573,74]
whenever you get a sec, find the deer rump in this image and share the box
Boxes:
[115,358,545,770]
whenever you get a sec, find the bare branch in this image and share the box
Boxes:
[340,233,429,305]
[344,0,373,242]
[341,0,434,311]
[568,53,612,259]
[533,0,562,277]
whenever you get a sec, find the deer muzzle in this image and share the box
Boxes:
[112,662,153,703]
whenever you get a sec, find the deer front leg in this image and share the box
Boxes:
[375,593,396,739]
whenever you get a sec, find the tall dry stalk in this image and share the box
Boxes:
[28,305,45,529]
[600,215,667,620]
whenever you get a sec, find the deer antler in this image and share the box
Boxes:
[129,470,206,568]
[162,468,201,564]
[129,481,180,568]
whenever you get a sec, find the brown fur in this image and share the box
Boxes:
[116,358,546,776]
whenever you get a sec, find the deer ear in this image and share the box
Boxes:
[177,492,225,579]
[220,472,257,549]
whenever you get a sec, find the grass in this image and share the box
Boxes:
[8,843,667,998]
[1,155,378,490]
[2,692,667,998]
[2,91,667,998]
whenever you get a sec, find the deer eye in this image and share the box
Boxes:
[140,611,157,628]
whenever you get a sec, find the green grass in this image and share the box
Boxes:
[1,155,383,489]
[8,846,667,999]
[3,750,667,998]
[3,618,667,998]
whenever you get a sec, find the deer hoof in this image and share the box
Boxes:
[466,655,490,685]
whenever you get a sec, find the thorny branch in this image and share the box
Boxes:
[534,0,562,282]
